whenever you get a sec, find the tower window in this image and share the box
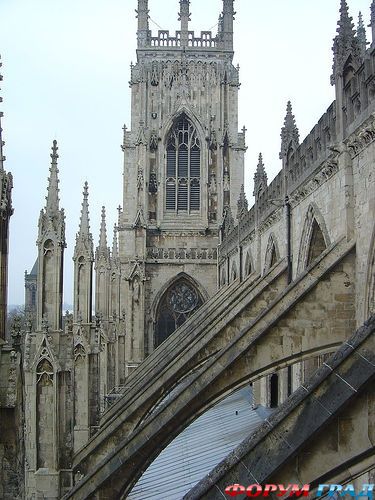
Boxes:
[166,115,201,213]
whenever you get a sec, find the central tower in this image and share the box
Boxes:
[118,0,245,375]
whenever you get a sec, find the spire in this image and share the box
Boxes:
[112,225,118,261]
[280,102,300,160]
[136,0,150,48]
[331,0,362,84]
[357,11,367,54]
[236,185,248,219]
[253,153,268,196]
[77,182,92,242]
[45,140,60,215]
[179,0,191,46]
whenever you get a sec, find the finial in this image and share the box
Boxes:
[357,12,367,54]
[280,101,300,160]
[46,139,60,214]
[253,153,268,196]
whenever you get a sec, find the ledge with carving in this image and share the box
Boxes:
[146,247,217,261]
[346,112,375,158]
[289,157,339,209]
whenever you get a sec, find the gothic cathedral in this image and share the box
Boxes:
[22,1,245,497]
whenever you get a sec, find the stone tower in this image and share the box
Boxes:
[118,0,245,375]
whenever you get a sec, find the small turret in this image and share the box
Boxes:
[136,0,150,48]
[179,0,191,47]
[222,0,235,51]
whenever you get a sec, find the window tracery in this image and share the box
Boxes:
[166,115,201,213]
[155,279,203,347]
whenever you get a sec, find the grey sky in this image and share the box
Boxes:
[0,0,371,305]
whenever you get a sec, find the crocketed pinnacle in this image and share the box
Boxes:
[236,184,248,219]
[78,182,91,240]
[280,101,299,159]
[357,12,367,53]
[99,206,108,251]
[253,153,268,196]
[112,224,119,260]
[331,0,362,84]
[46,140,60,215]
[337,0,356,39]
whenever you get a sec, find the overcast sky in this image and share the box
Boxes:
[0,0,371,305]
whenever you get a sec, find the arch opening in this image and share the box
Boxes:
[155,278,204,348]
[307,218,327,267]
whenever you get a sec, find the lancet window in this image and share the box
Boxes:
[166,115,201,213]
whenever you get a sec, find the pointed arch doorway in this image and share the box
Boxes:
[154,276,204,348]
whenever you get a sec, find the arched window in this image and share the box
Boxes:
[155,279,203,347]
[244,251,252,278]
[307,219,326,267]
[270,373,279,408]
[166,115,201,213]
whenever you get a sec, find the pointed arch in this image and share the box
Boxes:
[219,264,227,287]
[164,112,202,213]
[297,204,330,273]
[154,273,204,347]
[161,105,205,147]
[230,261,238,282]
[153,274,206,348]
[243,249,254,278]
[264,233,280,273]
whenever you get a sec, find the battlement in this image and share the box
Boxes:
[150,30,217,49]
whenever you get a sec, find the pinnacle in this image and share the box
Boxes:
[112,224,119,260]
[256,153,265,174]
[46,139,60,215]
[357,11,367,47]
[99,206,108,251]
[254,152,268,196]
[237,184,248,219]
[280,101,300,159]
[78,181,91,240]
[337,0,355,38]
